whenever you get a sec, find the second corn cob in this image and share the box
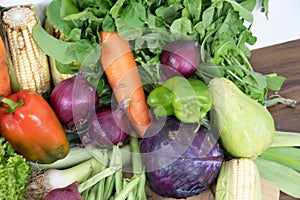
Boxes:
[215,158,262,200]
[1,5,51,95]
[44,18,74,86]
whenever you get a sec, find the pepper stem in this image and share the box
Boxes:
[0,97,24,113]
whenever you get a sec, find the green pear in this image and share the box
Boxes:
[208,78,275,159]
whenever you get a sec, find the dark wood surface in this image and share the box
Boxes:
[250,39,300,132]
[250,39,300,200]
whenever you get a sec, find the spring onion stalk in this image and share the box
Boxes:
[271,131,300,147]
[48,136,145,200]
[46,158,99,189]
[24,145,131,199]
[30,146,93,169]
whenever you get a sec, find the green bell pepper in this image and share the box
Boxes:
[147,76,212,123]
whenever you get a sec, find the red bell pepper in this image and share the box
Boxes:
[0,90,70,164]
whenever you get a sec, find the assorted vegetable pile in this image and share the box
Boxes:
[0,0,300,200]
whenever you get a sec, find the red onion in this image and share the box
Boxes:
[45,182,83,200]
[82,100,131,149]
[50,73,99,130]
[160,40,200,78]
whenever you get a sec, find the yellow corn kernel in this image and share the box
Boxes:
[215,158,262,200]
[1,5,51,94]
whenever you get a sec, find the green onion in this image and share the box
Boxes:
[30,146,92,169]
[25,145,131,199]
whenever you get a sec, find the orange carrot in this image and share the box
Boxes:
[0,36,11,97]
[100,30,151,137]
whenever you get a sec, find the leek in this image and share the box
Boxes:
[24,144,131,199]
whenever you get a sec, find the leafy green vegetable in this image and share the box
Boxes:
[0,137,32,200]
[260,0,270,18]
[45,0,75,35]
[33,24,77,64]
[33,0,284,104]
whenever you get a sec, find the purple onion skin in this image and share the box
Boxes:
[50,73,99,130]
[140,117,224,199]
[160,40,200,78]
[83,102,131,149]
[45,182,83,200]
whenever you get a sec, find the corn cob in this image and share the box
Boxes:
[1,5,51,94]
[215,158,262,200]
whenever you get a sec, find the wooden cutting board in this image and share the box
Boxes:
[250,39,300,133]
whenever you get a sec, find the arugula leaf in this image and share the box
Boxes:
[266,74,286,91]
[155,4,183,25]
[202,6,215,28]
[249,71,267,88]
[260,0,270,19]
[240,0,257,12]
[216,10,243,37]
[213,33,238,62]
[170,17,193,35]
[182,0,202,23]
[237,29,257,58]
[223,0,254,23]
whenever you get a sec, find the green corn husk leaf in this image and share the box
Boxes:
[271,131,300,147]
[255,157,300,198]
[260,147,300,172]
